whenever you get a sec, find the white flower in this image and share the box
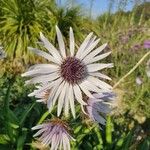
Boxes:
[136,77,143,85]
[32,119,74,150]
[29,83,51,104]
[83,91,116,125]
[22,26,113,118]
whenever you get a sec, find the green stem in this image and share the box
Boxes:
[20,102,36,127]
[4,77,15,142]
[5,84,12,112]
[38,111,50,124]
[113,51,150,89]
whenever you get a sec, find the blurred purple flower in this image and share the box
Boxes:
[82,91,116,125]
[32,119,75,150]
[131,44,142,52]
[120,35,129,44]
[143,40,150,49]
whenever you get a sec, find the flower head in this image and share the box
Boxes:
[32,119,74,150]
[136,77,143,85]
[144,40,150,49]
[22,26,113,118]
[83,91,116,125]
[29,83,51,104]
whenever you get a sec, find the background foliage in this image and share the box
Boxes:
[0,0,150,149]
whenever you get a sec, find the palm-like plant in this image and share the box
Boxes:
[51,6,90,47]
[0,0,56,63]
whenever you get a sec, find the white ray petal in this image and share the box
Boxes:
[51,134,57,150]
[22,66,59,77]
[57,82,68,116]
[33,128,48,137]
[79,38,100,59]
[69,27,75,56]
[46,125,59,143]
[31,124,47,130]
[47,79,64,110]
[62,133,67,150]
[25,72,60,85]
[64,82,70,117]
[40,32,62,63]
[59,138,63,150]
[81,80,102,93]
[94,111,106,125]
[76,32,93,58]
[28,82,54,97]
[28,64,59,71]
[36,99,46,103]
[79,83,94,98]
[43,131,54,146]
[28,47,59,64]
[68,84,75,118]
[87,63,113,72]
[54,133,61,150]
[56,26,66,58]
[83,51,111,64]
[81,105,87,115]
[87,52,111,64]
[73,85,87,105]
[83,43,107,62]
[64,135,70,150]
[87,76,112,90]
[89,72,112,80]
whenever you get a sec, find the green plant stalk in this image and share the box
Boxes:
[4,84,12,112]
[19,102,36,127]
[4,77,15,142]
[113,51,150,89]
[38,110,50,124]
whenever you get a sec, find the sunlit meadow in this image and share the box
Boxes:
[0,0,150,150]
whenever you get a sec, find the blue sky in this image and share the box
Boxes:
[59,0,134,17]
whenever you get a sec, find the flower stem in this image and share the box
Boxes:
[38,111,50,124]
[113,51,150,89]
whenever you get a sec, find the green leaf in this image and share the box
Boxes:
[139,137,150,150]
[94,126,103,149]
[0,134,10,144]
[121,131,133,150]
[8,123,19,129]
[106,116,112,144]
[16,128,27,150]
[74,125,82,134]
[19,102,36,127]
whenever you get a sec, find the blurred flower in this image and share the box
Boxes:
[143,40,150,49]
[32,119,74,150]
[146,59,150,77]
[134,114,146,124]
[22,26,113,118]
[136,77,143,85]
[119,35,129,44]
[131,44,142,53]
[0,47,6,59]
[29,83,51,104]
[82,91,116,125]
